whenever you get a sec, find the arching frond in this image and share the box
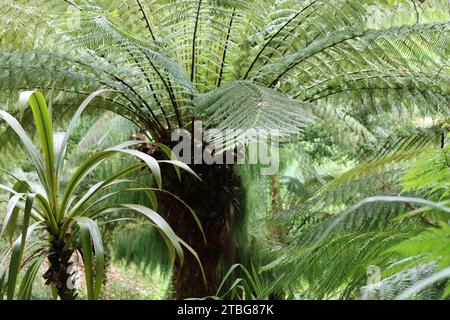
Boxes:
[194,81,315,149]
[360,262,439,300]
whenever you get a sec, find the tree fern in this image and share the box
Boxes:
[0,0,448,145]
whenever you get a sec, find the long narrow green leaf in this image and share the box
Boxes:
[3,183,31,239]
[56,89,113,175]
[113,187,205,242]
[59,141,144,218]
[120,204,183,264]
[159,160,202,182]
[6,194,34,300]
[216,263,243,296]
[113,149,162,188]
[178,238,206,285]
[67,164,146,218]
[155,142,181,179]
[0,183,17,195]
[17,255,45,300]
[0,111,45,186]
[19,91,54,168]
[20,91,56,207]
[0,271,5,299]
[1,193,24,242]
[75,217,105,300]
[61,145,162,219]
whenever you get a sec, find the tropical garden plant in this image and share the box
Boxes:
[0,0,449,299]
[0,90,198,300]
[261,124,450,299]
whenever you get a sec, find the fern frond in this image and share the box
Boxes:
[360,262,439,300]
[402,143,450,199]
[276,230,414,299]
[194,81,315,149]
[257,22,449,114]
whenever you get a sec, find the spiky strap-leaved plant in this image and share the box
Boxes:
[0,90,201,300]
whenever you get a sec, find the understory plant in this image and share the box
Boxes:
[269,128,450,299]
[0,90,199,300]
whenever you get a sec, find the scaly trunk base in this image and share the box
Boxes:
[43,239,76,300]
[157,161,241,299]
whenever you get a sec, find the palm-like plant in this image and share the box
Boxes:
[0,0,448,298]
[0,90,197,300]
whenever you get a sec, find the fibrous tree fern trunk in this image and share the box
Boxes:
[156,153,241,298]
